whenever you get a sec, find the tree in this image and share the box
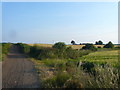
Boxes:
[52,42,66,58]
[98,40,103,45]
[95,41,98,45]
[95,40,103,45]
[103,41,114,48]
[82,44,97,51]
[52,42,66,50]
[71,40,76,45]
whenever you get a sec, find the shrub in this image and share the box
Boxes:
[42,72,71,88]
[29,45,41,58]
[81,62,95,73]
[79,50,91,57]
[52,42,66,50]
[82,44,97,51]
[71,40,76,45]
[64,65,119,88]
[37,48,57,60]
[94,65,119,88]
[95,40,103,45]
[29,46,57,60]
[2,43,11,55]
[103,41,114,48]
[65,47,91,59]
[1,43,11,60]
[15,43,30,54]
[97,46,101,48]
[66,49,80,59]
[64,79,83,88]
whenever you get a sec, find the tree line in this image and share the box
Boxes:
[71,40,114,48]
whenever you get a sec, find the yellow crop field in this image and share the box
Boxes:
[28,44,53,48]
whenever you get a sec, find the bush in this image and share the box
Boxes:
[103,41,114,48]
[29,45,41,58]
[82,44,97,51]
[64,65,119,88]
[1,43,11,60]
[79,50,91,57]
[14,43,92,61]
[15,43,30,54]
[81,62,95,73]
[42,72,71,88]
[67,50,80,59]
[2,43,11,55]
[94,65,119,88]
[65,47,91,59]
[37,48,57,60]
[97,46,101,48]
[52,42,66,50]
[95,40,103,45]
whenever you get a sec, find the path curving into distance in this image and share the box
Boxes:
[2,45,40,88]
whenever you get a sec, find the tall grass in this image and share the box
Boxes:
[41,64,119,88]
[1,43,11,61]
[16,43,119,88]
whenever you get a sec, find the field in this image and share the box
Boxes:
[78,50,118,67]
[2,43,119,88]
[30,47,119,88]
[28,44,118,49]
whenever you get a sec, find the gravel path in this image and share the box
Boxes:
[2,45,40,88]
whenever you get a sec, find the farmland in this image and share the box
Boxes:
[31,48,119,88]
[2,42,119,88]
[2,2,119,89]
[19,43,119,88]
[79,50,119,67]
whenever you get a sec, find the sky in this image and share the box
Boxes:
[2,2,118,44]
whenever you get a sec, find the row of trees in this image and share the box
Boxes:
[71,41,114,49]
[53,41,114,52]
[81,41,114,51]
[71,40,108,45]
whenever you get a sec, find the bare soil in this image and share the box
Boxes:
[2,45,40,88]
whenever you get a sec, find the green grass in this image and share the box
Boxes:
[42,59,67,67]
[31,49,119,88]
[0,49,1,61]
[79,50,118,67]
[0,44,2,62]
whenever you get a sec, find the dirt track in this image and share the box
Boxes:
[2,45,40,88]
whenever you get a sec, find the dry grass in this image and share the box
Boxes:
[28,44,53,48]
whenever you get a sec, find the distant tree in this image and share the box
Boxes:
[95,40,103,45]
[82,44,97,51]
[52,42,66,50]
[79,43,82,45]
[103,41,114,48]
[71,40,76,45]
[98,40,103,45]
[95,41,98,45]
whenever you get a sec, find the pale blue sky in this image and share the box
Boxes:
[2,2,118,44]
